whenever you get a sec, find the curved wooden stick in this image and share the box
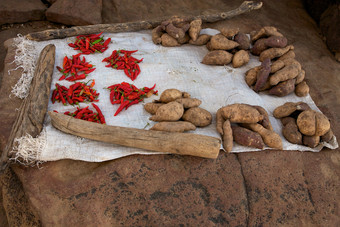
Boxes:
[26,1,262,41]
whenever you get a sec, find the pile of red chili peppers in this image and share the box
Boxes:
[68,32,111,55]
[59,103,106,124]
[56,54,95,81]
[107,82,157,116]
[102,50,143,81]
[51,80,99,105]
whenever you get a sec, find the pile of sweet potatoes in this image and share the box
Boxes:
[274,102,333,148]
[216,103,282,152]
[245,26,310,97]
[144,89,212,132]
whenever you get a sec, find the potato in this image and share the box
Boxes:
[188,19,202,41]
[220,103,263,123]
[150,121,196,132]
[231,125,265,149]
[234,32,250,50]
[159,89,183,103]
[150,101,184,122]
[219,27,239,39]
[259,45,294,62]
[189,34,211,45]
[222,119,233,152]
[268,78,296,97]
[144,103,164,115]
[175,98,202,108]
[303,135,320,148]
[245,66,260,86]
[232,50,250,68]
[210,34,239,50]
[295,70,305,84]
[282,120,303,145]
[254,58,271,92]
[270,60,285,73]
[321,129,334,143]
[182,107,212,127]
[297,109,316,136]
[243,123,282,149]
[295,81,309,97]
[152,25,164,44]
[165,23,185,39]
[269,64,300,86]
[202,50,233,65]
[161,33,180,47]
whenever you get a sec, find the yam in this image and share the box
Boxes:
[165,23,185,39]
[150,101,184,122]
[182,107,212,127]
[220,104,263,123]
[231,125,265,149]
[150,121,196,132]
[188,19,202,41]
[159,89,183,103]
[245,66,260,86]
[243,123,282,149]
[268,78,296,97]
[144,103,164,115]
[253,105,273,130]
[232,50,250,68]
[206,41,213,51]
[189,34,211,45]
[220,27,239,39]
[270,60,285,73]
[282,120,303,145]
[222,119,233,152]
[303,135,320,148]
[175,98,202,108]
[161,33,180,47]
[251,38,267,55]
[234,32,250,50]
[295,81,309,97]
[182,92,191,98]
[254,58,271,92]
[269,64,300,86]
[210,34,239,50]
[259,45,294,62]
[202,50,233,65]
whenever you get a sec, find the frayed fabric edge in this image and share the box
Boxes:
[10,129,47,167]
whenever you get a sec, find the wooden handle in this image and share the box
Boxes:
[49,111,221,159]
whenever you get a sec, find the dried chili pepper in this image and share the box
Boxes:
[59,105,105,124]
[68,33,110,54]
[56,55,95,81]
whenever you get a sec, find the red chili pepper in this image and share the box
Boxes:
[114,100,130,116]
[92,103,106,124]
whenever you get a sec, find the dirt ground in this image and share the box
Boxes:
[1,0,339,226]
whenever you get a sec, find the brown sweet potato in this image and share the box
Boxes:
[303,135,320,148]
[231,125,265,149]
[152,25,164,44]
[234,32,250,50]
[202,50,233,65]
[282,120,303,145]
[189,34,211,45]
[216,108,225,135]
[150,121,196,132]
[165,23,185,39]
[251,38,267,55]
[273,102,310,118]
[296,109,316,136]
[182,107,212,127]
[232,50,250,68]
[280,116,296,126]
[259,45,294,62]
[315,111,331,136]
[269,64,300,86]
[295,70,305,84]
[295,81,309,97]
[321,129,334,143]
[219,104,263,123]
[188,19,202,41]
[161,33,180,47]
[177,34,190,44]
[268,78,296,97]
[206,41,213,51]
[158,89,183,103]
[175,98,202,108]
[182,92,191,98]
[210,34,239,50]
[264,36,288,48]
[144,103,164,115]
[245,66,260,86]
[150,101,184,122]
[243,123,282,149]
[253,105,273,130]
[254,58,271,92]
[219,27,239,39]
[277,50,295,61]
[251,26,283,42]
[270,60,285,73]
[222,119,233,152]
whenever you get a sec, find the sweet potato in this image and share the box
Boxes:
[251,38,267,55]
[321,129,334,143]
[280,116,296,126]
[303,135,320,148]
[234,32,250,50]
[232,50,250,68]
[282,120,303,145]
[296,109,316,136]
[182,107,212,127]
[219,27,239,39]
[165,23,185,39]
[258,80,272,91]
[219,104,263,123]
[245,66,260,86]
[150,101,184,122]
[158,89,183,103]
[269,64,300,86]
[281,58,302,71]
[161,33,180,47]
[259,45,294,62]
[152,25,164,44]
[273,102,310,118]
[231,125,265,149]
[175,98,202,108]
[277,50,295,61]
[189,34,211,45]
[253,105,273,130]
[254,58,271,92]
[216,108,225,135]
[206,41,213,51]
[268,78,296,97]
[188,19,202,41]
[150,121,196,132]
[264,36,288,48]
[295,70,305,84]
[295,81,309,97]
[210,34,239,50]
[177,34,190,44]
[315,111,331,136]
[270,60,285,73]
[202,50,233,65]
[182,92,191,98]
[243,123,282,149]
[251,26,284,42]
[144,103,164,115]
[222,119,233,152]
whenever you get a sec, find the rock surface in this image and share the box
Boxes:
[0,0,46,25]
[320,4,340,55]
[46,0,102,26]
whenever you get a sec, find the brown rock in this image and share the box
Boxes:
[320,4,340,53]
[0,0,46,25]
[46,0,102,26]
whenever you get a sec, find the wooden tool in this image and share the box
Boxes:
[49,111,221,159]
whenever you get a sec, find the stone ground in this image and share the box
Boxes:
[0,0,340,226]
